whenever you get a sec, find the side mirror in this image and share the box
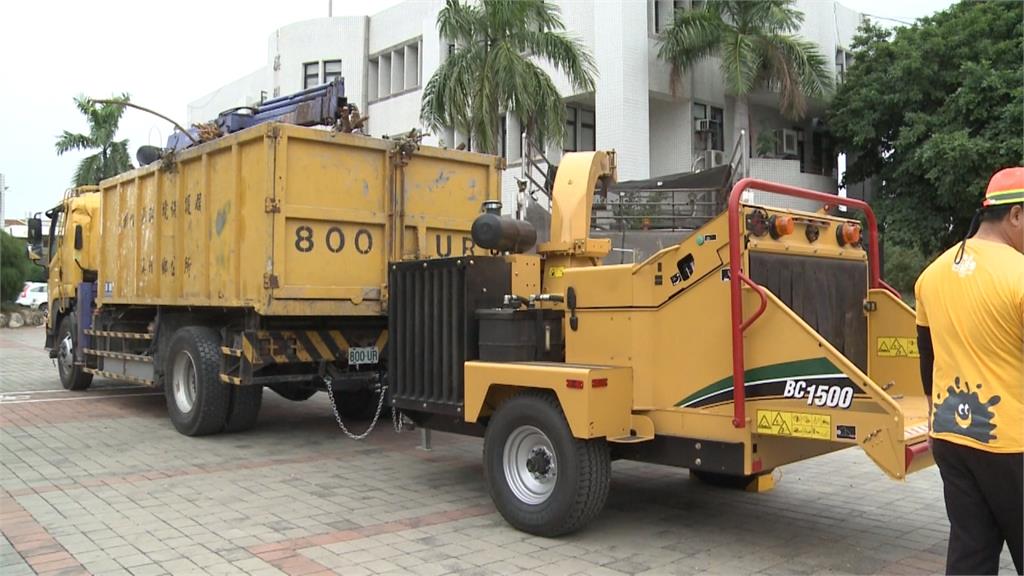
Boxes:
[27,218,42,244]
[74,225,84,250]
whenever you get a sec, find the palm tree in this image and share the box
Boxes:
[55,95,133,186]
[421,0,597,155]
[657,0,832,149]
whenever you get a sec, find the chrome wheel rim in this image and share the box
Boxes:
[171,350,198,414]
[58,333,74,376]
[503,425,557,505]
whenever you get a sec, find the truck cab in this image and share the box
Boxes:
[27,187,101,387]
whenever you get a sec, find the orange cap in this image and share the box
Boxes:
[983,167,1024,207]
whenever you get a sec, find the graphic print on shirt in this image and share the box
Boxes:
[951,253,977,277]
[933,377,1001,443]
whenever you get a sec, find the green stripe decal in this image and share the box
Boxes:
[985,190,1024,205]
[675,358,841,407]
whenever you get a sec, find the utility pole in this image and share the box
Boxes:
[328,0,333,17]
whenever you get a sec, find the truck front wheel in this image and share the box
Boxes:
[164,327,230,436]
[483,392,610,537]
[57,314,92,391]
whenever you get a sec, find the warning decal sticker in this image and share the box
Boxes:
[756,410,831,440]
[876,337,919,358]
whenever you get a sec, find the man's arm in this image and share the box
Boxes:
[917,325,934,402]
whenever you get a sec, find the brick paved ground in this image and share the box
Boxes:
[0,326,1016,575]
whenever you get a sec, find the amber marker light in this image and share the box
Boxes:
[837,222,862,247]
[768,215,795,239]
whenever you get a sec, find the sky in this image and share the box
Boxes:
[0,0,955,220]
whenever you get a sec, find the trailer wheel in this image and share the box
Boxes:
[57,314,92,391]
[483,392,610,537]
[224,385,263,433]
[164,327,230,436]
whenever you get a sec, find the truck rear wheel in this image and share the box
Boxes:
[164,327,230,436]
[483,392,610,537]
[224,385,263,433]
[57,314,92,391]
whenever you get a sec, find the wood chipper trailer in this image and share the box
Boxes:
[385,150,934,536]
[29,112,502,436]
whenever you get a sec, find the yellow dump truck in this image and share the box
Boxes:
[29,122,500,436]
[382,150,933,536]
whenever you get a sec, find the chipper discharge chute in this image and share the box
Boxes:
[387,151,935,537]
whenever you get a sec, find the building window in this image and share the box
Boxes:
[580,109,595,151]
[564,106,577,152]
[302,62,319,89]
[323,60,342,84]
[499,113,507,157]
[693,102,724,152]
[563,104,596,153]
[835,48,852,83]
[368,38,422,103]
[709,106,724,151]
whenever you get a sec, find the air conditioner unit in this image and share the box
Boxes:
[708,150,727,167]
[776,129,799,157]
[695,118,713,133]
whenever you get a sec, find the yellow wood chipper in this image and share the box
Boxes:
[386,150,934,536]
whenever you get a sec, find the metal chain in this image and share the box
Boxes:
[324,377,388,441]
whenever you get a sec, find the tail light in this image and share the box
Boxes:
[837,223,862,247]
[768,215,795,239]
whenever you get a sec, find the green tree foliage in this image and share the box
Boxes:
[884,243,931,300]
[420,0,596,154]
[1,231,31,303]
[55,95,133,186]
[657,0,832,143]
[829,2,1024,256]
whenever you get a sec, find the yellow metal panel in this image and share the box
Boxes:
[508,254,541,297]
[464,361,633,439]
[866,289,929,424]
[93,123,498,316]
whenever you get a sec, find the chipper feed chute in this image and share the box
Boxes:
[721,179,933,479]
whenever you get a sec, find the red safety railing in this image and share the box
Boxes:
[727,178,891,428]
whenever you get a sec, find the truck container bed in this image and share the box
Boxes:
[96,123,501,316]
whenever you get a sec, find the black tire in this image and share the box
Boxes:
[483,392,610,537]
[163,326,230,436]
[331,389,379,420]
[224,385,263,433]
[57,314,92,391]
[269,383,317,402]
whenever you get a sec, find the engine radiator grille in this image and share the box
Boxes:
[388,257,510,416]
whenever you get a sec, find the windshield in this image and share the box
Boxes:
[47,206,64,264]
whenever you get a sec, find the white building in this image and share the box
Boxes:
[188,0,862,213]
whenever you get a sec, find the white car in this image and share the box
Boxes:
[16,282,47,311]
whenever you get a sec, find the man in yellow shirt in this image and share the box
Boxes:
[915,167,1024,575]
